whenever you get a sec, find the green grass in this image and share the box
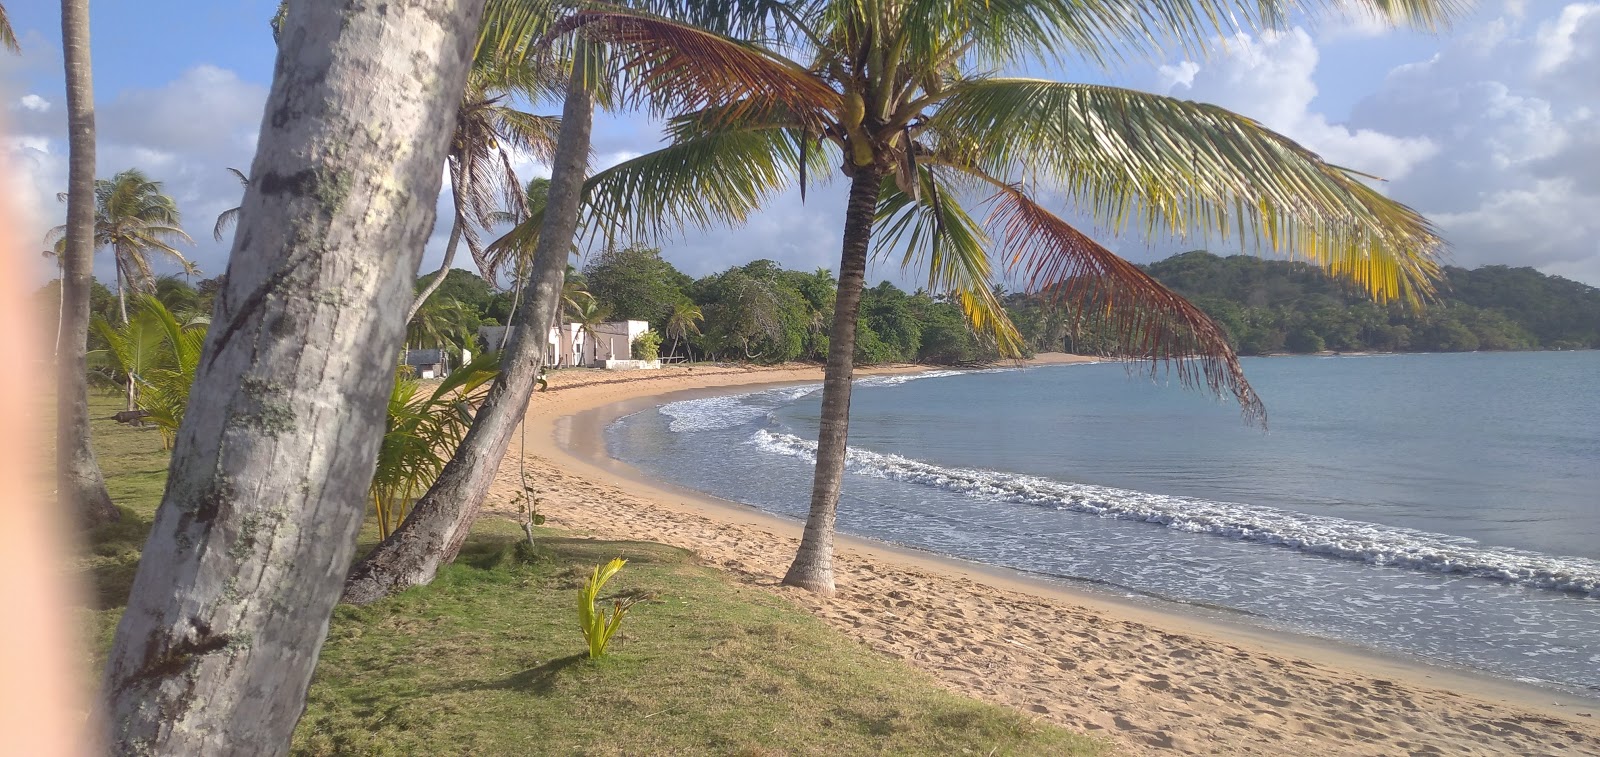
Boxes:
[81,393,1103,756]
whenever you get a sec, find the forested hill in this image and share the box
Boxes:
[1127,252,1600,354]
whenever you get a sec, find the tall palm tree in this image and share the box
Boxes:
[48,169,195,324]
[408,52,562,321]
[1,3,19,53]
[569,0,1456,594]
[664,300,703,360]
[212,167,249,241]
[57,0,118,527]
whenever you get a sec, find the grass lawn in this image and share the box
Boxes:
[81,393,1103,756]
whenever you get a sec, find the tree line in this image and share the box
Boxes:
[1034,251,1600,355]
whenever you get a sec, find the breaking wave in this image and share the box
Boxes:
[750,429,1600,597]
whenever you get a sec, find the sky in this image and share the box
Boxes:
[5,1,1599,291]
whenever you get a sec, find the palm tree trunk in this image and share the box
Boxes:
[99,1,486,751]
[342,48,596,605]
[115,259,128,324]
[407,163,466,322]
[782,164,883,596]
[57,0,118,529]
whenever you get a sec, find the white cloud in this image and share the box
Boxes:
[1161,28,1437,182]
[6,63,271,283]
[1345,4,1600,283]
[1153,6,1600,285]
[17,94,49,112]
[1534,3,1600,72]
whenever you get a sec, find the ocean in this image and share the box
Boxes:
[604,352,1600,697]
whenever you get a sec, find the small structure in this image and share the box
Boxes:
[476,320,658,369]
[403,347,470,379]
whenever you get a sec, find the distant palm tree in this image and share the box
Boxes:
[408,54,562,321]
[0,3,19,53]
[664,300,703,361]
[568,297,613,364]
[212,167,249,241]
[407,296,478,355]
[49,169,195,324]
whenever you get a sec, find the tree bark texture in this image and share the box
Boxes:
[342,56,597,605]
[57,0,118,528]
[99,1,486,753]
[782,164,884,596]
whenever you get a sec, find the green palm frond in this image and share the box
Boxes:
[584,125,829,241]
[874,165,1020,355]
[927,79,1442,303]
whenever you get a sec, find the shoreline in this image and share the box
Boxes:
[491,357,1600,755]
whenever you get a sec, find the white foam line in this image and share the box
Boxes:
[750,429,1600,597]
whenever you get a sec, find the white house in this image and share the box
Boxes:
[477,319,658,369]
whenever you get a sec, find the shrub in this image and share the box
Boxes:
[631,330,662,361]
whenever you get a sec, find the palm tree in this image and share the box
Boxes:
[212,167,249,241]
[57,0,118,527]
[102,0,489,749]
[408,296,479,355]
[664,300,703,360]
[48,169,195,324]
[568,296,613,363]
[569,0,1456,594]
[407,52,562,321]
[1,3,19,53]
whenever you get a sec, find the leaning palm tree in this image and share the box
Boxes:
[48,169,195,324]
[664,299,703,359]
[211,167,249,241]
[568,0,1456,594]
[1,3,19,53]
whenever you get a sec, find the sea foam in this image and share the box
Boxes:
[750,429,1600,597]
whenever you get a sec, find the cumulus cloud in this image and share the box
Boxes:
[1152,5,1600,285]
[1160,27,1438,183]
[6,62,269,283]
[1347,3,1600,283]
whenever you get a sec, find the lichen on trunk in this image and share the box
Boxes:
[98,1,487,752]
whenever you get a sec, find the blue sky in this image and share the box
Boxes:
[6,1,1599,288]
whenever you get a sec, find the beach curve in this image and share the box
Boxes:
[484,357,1600,756]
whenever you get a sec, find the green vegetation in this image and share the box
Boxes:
[1004,251,1599,356]
[80,393,1101,756]
[630,329,662,361]
[371,356,498,538]
[577,558,635,659]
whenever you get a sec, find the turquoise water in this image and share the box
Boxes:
[606,352,1600,695]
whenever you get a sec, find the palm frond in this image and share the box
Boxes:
[0,4,20,54]
[874,165,1021,355]
[984,184,1263,422]
[554,8,839,130]
[582,126,830,242]
[928,79,1443,303]
[213,206,241,242]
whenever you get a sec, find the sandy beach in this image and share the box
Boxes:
[483,357,1600,756]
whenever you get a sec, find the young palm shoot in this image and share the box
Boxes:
[578,558,635,659]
